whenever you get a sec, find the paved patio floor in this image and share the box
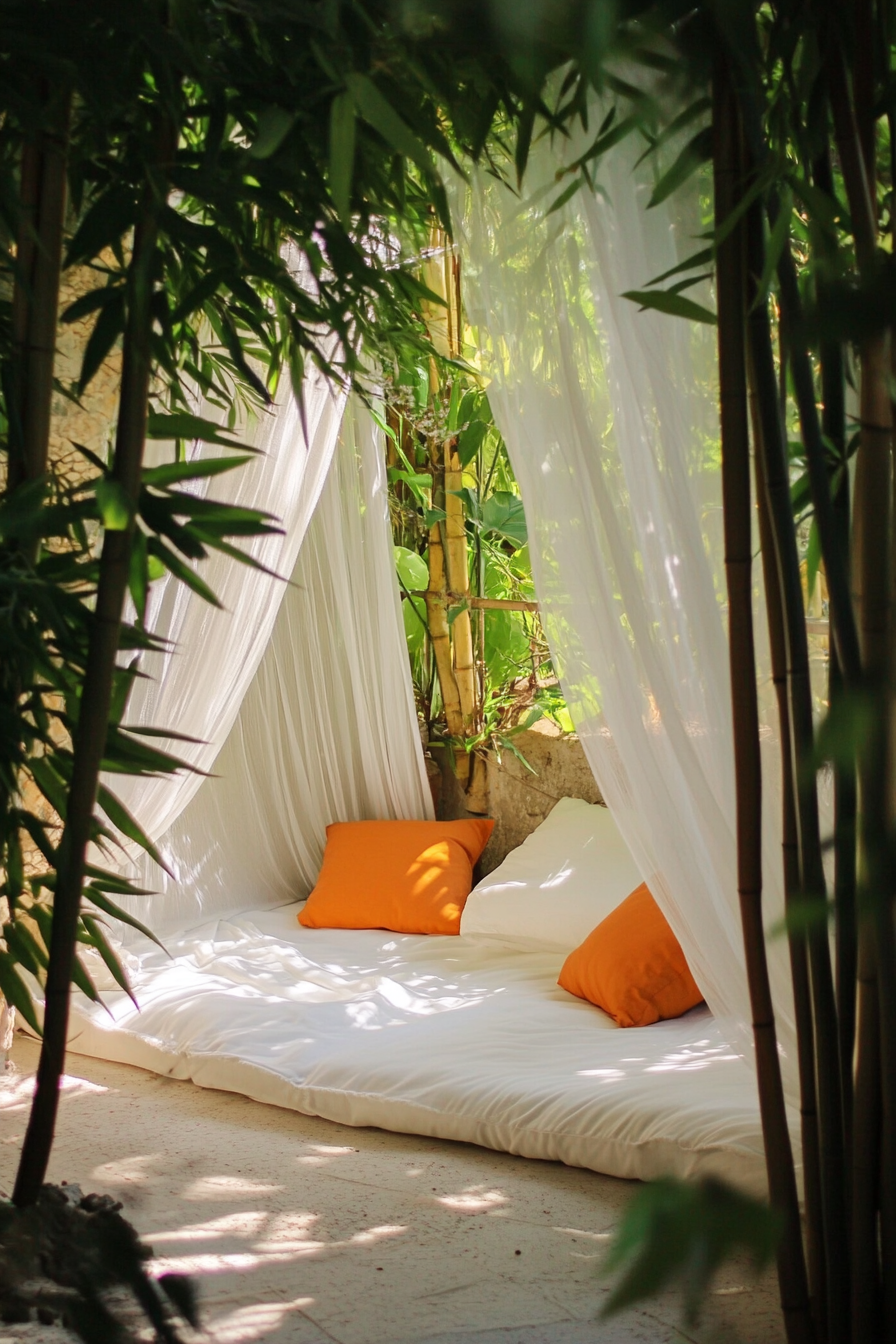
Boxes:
[0,1037,785,1344]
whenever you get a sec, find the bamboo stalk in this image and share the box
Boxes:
[712,71,814,1344]
[425,458,467,785]
[745,189,847,1343]
[830,37,896,1338]
[851,928,883,1338]
[13,126,173,1207]
[772,234,861,689]
[813,142,857,1159]
[752,380,827,1339]
[445,441,477,733]
[9,88,71,496]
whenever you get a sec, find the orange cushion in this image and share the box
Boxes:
[558,883,703,1027]
[298,819,495,935]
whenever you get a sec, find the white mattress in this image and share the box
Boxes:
[66,906,797,1195]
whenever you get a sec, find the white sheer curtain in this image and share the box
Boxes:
[111,365,346,845]
[118,396,433,935]
[459,120,796,1091]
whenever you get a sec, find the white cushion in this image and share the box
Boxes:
[460,796,643,952]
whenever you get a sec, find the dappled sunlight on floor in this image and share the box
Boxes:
[0,1038,785,1344]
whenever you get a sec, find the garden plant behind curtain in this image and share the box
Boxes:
[459,120,797,1095]
[110,385,433,935]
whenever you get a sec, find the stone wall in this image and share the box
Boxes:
[432,720,603,874]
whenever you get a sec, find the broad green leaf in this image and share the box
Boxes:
[457,419,489,468]
[330,91,356,226]
[346,73,437,178]
[395,546,429,592]
[622,289,717,325]
[480,491,528,547]
[95,479,133,531]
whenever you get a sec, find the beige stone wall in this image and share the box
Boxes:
[17,264,121,877]
[433,721,604,875]
[51,263,122,485]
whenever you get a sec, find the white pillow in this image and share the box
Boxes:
[460,797,643,952]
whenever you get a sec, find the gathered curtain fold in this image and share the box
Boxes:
[458,122,797,1094]
[111,388,432,935]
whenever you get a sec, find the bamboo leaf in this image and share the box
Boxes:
[330,91,356,226]
[647,127,712,209]
[346,73,436,178]
[621,289,717,325]
[78,290,125,394]
[546,177,583,216]
[96,784,172,874]
[80,915,138,1006]
[146,538,222,607]
[806,516,822,602]
[646,247,714,288]
[83,889,167,950]
[95,479,133,531]
[145,413,254,451]
[249,106,296,159]
[752,189,793,309]
[142,454,254,488]
[65,185,137,267]
[0,952,41,1035]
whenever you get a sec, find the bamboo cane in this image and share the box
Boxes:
[9,87,71,495]
[712,71,814,1344]
[13,124,174,1207]
[829,39,896,1338]
[814,141,857,1160]
[425,455,467,785]
[745,189,848,1343]
[752,379,827,1339]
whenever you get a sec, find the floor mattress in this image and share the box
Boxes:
[65,905,798,1195]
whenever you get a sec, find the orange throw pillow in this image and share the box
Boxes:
[298,819,495,935]
[558,883,703,1027]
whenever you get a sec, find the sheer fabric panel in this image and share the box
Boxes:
[459,126,796,1090]
[123,398,433,934]
[111,366,346,847]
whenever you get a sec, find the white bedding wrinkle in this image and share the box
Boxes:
[66,907,798,1197]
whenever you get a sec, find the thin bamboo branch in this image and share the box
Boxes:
[13,123,174,1207]
[713,70,814,1344]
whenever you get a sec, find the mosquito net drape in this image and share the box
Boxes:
[459,119,797,1091]
[112,391,432,935]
